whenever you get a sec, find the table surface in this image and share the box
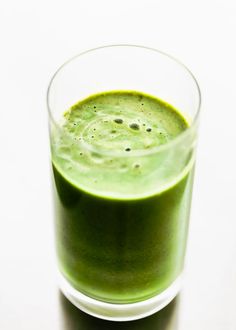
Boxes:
[1,0,236,329]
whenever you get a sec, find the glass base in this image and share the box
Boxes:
[58,274,182,321]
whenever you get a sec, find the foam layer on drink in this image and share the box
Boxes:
[51,91,192,199]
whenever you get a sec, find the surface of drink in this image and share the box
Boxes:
[51,90,194,303]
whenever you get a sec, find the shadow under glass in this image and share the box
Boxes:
[59,292,179,330]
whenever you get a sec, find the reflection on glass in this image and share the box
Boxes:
[59,292,179,330]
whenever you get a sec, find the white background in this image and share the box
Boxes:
[0,1,236,329]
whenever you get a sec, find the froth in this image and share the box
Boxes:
[51,91,190,199]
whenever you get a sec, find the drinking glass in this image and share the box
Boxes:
[47,45,201,321]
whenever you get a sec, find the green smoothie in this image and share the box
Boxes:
[51,91,194,303]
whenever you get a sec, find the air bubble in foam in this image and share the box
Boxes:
[114,118,123,124]
[129,123,140,130]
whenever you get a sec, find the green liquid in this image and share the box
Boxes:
[52,91,194,303]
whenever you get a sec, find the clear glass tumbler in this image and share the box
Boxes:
[47,45,201,321]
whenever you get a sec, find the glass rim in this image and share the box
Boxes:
[47,44,201,157]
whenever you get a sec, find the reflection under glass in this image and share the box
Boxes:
[60,292,180,330]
